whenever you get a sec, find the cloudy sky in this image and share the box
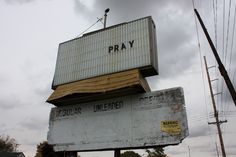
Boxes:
[0,0,236,157]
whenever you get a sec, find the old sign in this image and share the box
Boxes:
[52,16,158,88]
[47,87,188,152]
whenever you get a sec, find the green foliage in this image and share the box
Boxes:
[35,141,56,157]
[0,135,18,152]
[121,151,141,157]
[146,147,167,157]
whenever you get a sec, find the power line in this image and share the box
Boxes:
[213,0,217,48]
[191,0,209,119]
[222,0,226,63]
[225,0,232,65]
[223,0,233,132]
[191,0,216,154]
[229,5,236,76]
[194,8,236,106]
[76,17,103,37]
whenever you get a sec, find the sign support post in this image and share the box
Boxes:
[114,149,121,157]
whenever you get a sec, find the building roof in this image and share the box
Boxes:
[0,152,25,157]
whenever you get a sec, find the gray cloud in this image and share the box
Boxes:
[0,96,23,110]
[3,0,35,4]
[0,124,7,132]
[226,144,236,155]
[73,0,92,17]
[19,117,48,131]
[72,0,203,79]
[188,125,209,138]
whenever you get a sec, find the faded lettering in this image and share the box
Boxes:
[94,101,123,112]
[139,93,165,103]
[55,107,82,118]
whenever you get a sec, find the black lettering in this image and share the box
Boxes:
[121,43,126,50]
[129,40,134,48]
[149,96,153,101]
[93,101,123,112]
[75,107,81,114]
[108,46,113,53]
[114,45,119,52]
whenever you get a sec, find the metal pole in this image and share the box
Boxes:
[104,13,107,28]
[114,149,120,157]
[103,8,110,29]
[194,9,236,106]
[204,56,227,157]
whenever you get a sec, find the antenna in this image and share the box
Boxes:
[104,8,110,28]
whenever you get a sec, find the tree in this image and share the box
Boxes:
[0,135,19,152]
[146,147,167,157]
[35,141,56,157]
[121,151,141,157]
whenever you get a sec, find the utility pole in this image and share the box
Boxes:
[204,56,227,157]
[194,9,236,106]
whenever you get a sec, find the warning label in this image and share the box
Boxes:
[161,120,181,135]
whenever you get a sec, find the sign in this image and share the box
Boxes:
[52,16,158,88]
[47,87,188,152]
[161,120,181,135]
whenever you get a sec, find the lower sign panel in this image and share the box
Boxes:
[47,87,188,152]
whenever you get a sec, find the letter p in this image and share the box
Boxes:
[108,46,113,53]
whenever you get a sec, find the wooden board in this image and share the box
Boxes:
[47,69,150,106]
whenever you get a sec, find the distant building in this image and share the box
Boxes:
[0,152,25,157]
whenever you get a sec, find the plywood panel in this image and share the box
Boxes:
[47,69,150,106]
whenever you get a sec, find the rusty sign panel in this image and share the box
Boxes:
[47,87,188,152]
[52,16,158,88]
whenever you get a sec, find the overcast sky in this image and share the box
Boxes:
[0,0,236,157]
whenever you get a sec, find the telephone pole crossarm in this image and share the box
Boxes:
[208,120,227,125]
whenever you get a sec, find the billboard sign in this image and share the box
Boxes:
[47,87,188,152]
[52,16,158,88]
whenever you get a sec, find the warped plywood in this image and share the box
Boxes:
[47,69,150,106]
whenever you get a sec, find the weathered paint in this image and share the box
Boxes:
[52,16,158,88]
[47,87,188,152]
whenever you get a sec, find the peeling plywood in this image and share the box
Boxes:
[47,69,150,106]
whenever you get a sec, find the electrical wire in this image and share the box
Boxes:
[225,0,232,65]
[222,0,233,134]
[216,0,218,50]
[229,5,236,76]
[219,0,227,123]
[191,0,208,119]
[213,0,217,48]
[191,0,216,154]
[76,17,103,38]
[222,0,226,62]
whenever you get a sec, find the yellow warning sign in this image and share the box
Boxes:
[161,120,181,135]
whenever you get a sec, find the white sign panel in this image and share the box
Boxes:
[52,16,158,88]
[47,87,188,152]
